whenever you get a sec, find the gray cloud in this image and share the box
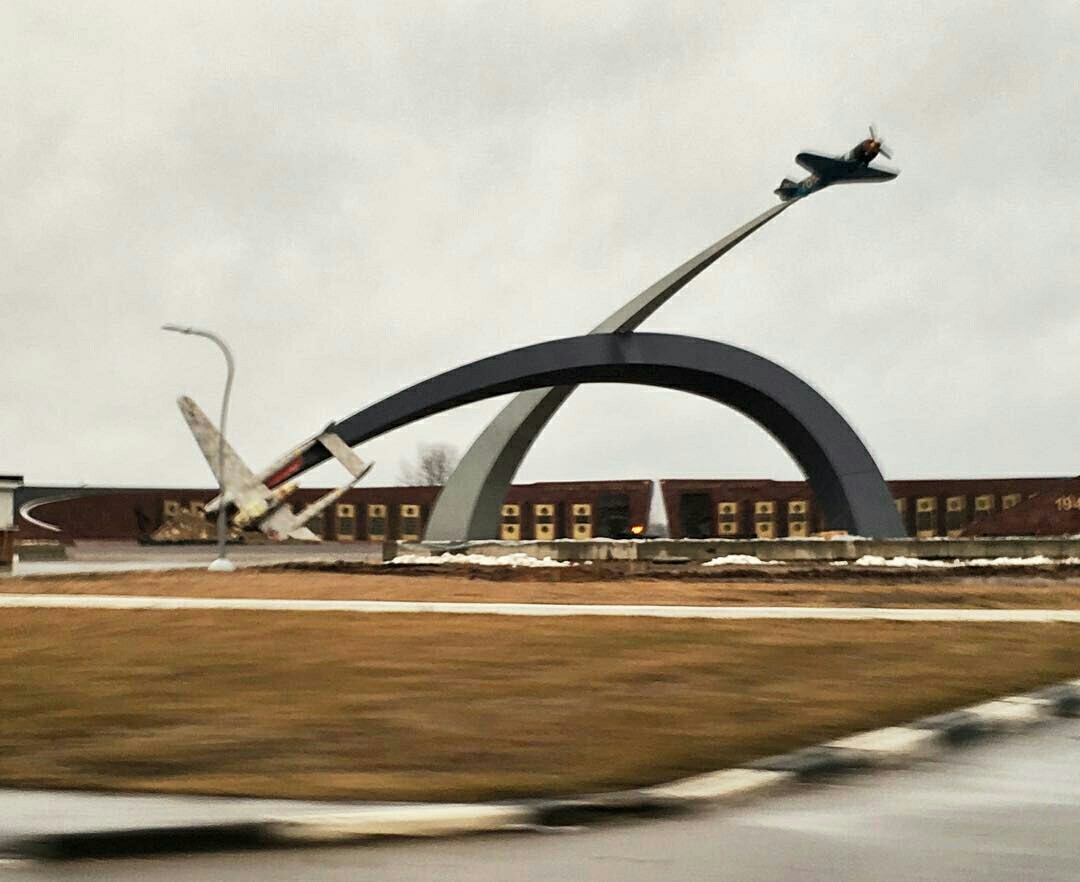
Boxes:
[3,1,1079,489]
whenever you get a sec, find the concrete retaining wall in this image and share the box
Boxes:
[394,536,1080,563]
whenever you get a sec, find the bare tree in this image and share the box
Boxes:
[398,443,459,486]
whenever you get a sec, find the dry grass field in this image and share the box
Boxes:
[1,606,1078,801]
[6,566,1080,608]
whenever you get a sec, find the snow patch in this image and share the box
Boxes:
[837,555,1080,569]
[850,555,952,568]
[702,555,781,567]
[388,552,571,568]
[964,556,1055,567]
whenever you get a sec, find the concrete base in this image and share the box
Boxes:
[393,536,1080,564]
[13,540,67,562]
[0,530,15,573]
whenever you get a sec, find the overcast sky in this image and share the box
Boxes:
[4,1,1079,490]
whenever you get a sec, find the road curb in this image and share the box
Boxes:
[7,822,273,861]
[266,803,535,843]
[4,678,1078,861]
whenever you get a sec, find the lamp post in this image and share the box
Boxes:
[162,324,235,572]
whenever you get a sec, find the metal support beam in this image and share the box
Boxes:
[423,200,798,540]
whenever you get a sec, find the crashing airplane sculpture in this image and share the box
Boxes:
[177,396,372,541]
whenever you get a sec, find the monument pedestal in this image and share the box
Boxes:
[0,530,15,574]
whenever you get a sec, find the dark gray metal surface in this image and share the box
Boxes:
[304,333,901,537]
[424,201,798,540]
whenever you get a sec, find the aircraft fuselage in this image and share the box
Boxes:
[775,134,897,201]
[801,139,881,193]
[842,138,882,165]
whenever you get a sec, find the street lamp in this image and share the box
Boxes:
[162,324,236,573]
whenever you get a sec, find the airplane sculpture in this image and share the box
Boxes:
[177,396,372,541]
[775,125,898,201]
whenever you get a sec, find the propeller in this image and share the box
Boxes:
[869,124,894,160]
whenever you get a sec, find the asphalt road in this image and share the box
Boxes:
[7,718,1079,881]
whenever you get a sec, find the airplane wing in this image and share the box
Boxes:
[834,165,899,183]
[795,152,853,177]
[177,396,258,494]
[268,459,375,541]
[258,505,320,542]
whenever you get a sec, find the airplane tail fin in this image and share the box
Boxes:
[774,178,799,201]
[177,396,256,501]
[317,432,368,479]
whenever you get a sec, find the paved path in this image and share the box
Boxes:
[7,541,383,577]
[0,790,385,839]
[2,593,1080,621]
[13,561,212,576]
[13,717,1077,881]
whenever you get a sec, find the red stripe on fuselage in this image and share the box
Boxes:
[266,456,303,489]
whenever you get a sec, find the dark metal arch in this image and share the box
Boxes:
[295,333,903,538]
[424,200,797,542]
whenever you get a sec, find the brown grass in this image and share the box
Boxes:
[6,567,1080,608]
[1,608,1078,801]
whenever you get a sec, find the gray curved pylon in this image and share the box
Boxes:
[316,333,903,538]
[423,199,799,541]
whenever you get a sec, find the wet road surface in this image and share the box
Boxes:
[7,717,1080,881]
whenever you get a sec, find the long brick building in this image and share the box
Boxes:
[660,477,1080,539]
[14,472,1080,543]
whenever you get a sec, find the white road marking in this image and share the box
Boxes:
[1,594,1080,621]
